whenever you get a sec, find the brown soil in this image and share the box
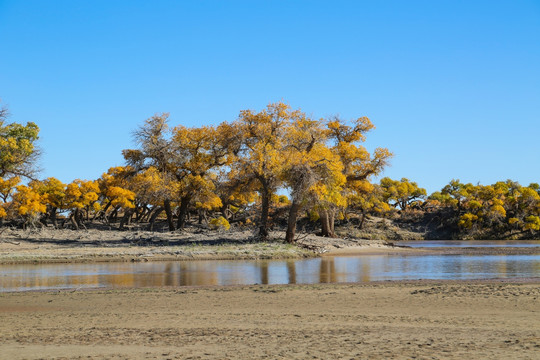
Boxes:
[0,280,538,359]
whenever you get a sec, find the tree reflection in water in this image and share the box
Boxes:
[1,254,538,292]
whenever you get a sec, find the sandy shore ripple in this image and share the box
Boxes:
[0,280,539,359]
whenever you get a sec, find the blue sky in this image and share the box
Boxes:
[1,0,539,193]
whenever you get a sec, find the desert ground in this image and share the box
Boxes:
[0,280,539,359]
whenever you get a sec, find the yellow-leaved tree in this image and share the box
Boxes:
[29,177,66,228]
[346,180,390,229]
[169,123,235,229]
[123,113,178,230]
[380,177,427,211]
[282,114,346,242]
[0,102,40,180]
[0,176,20,222]
[98,167,136,229]
[11,184,47,227]
[232,102,298,238]
[214,168,257,223]
[129,166,175,230]
[64,179,101,230]
[124,114,237,231]
[323,116,392,237]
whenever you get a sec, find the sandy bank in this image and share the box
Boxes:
[324,244,427,256]
[0,228,400,264]
[0,280,538,359]
[1,227,538,264]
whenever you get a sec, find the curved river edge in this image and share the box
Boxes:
[0,227,539,265]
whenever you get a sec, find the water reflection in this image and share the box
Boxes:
[0,254,538,292]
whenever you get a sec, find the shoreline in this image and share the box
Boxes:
[1,245,537,265]
[1,227,538,265]
[0,227,415,265]
[4,277,539,294]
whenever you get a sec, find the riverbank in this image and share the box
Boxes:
[1,227,538,264]
[1,280,538,359]
[0,227,403,264]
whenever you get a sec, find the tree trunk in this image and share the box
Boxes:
[119,208,134,230]
[221,205,230,220]
[259,187,271,238]
[140,205,152,222]
[112,208,119,222]
[76,208,87,229]
[39,215,48,227]
[49,207,58,228]
[70,210,79,230]
[358,210,366,230]
[320,209,336,237]
[134,204,141,222]
[148,206,164,231]
[320,210,329,237]
[106,207,119,224]
[285,200,302,243]
[94,201,111,220]
[177,195,190,230]
[164,200,175,231]
[198,209,208,225]
[329,211,335,235]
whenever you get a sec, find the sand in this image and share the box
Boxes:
[0,280,539,359]
[0,228,405,264]
[2,227,537,265]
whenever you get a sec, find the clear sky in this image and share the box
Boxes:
[1,0,539,193]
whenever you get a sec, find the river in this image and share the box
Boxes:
[1,241,538,292]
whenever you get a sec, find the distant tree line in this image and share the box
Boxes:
[1,101,538,240]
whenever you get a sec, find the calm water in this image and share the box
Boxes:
[1,253,538,292]
[397,240,540,248]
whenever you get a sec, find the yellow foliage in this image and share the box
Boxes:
[30,177,66,209]
[467,200,482,210]
[375,201,391,213]
[0,119,39,178]
[65,180,101,210]
[491,204,506,218]
[380,177,426,210]
[308,210,320,222]
[131,167,173,206]
[458,213,478,229]
[271,193,290,205]
[0,176,20,201]
[209,216,230,231]
[98,167,134,203]
[12,185,46,216]
[107,186,136,209]
[194,193,222,210]
[278,194,290,204]
[524,216,540,231]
